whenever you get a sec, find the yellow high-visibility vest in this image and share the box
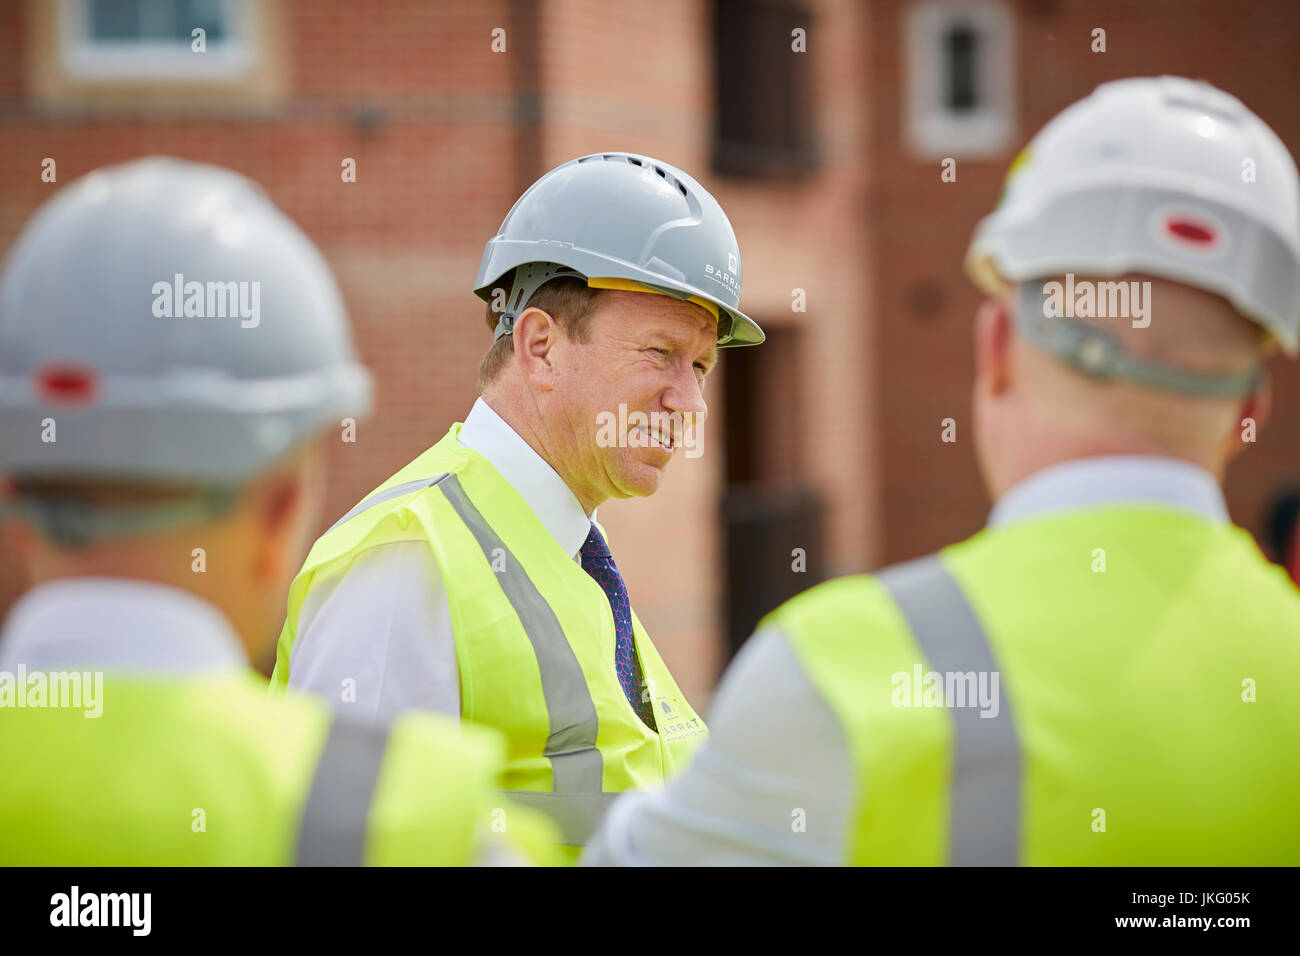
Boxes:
[1,669,558,865]
[272,423,708,855]
[767,506,1300,864]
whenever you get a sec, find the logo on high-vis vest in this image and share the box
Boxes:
[657,698,705,742]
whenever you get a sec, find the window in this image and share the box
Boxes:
[59,0,252,81]
[28,0,282,109]
[905,0,1015,158]
[944,23,979,112]
[712,0,819,179]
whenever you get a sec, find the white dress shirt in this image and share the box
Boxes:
[287,397,598,721]
[0,577,248,675]
[581,455,1231,866]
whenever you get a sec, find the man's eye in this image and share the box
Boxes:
[648,348,670,357]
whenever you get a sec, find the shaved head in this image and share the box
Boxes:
[973,272,1273,498]
[1015,273,1264,454]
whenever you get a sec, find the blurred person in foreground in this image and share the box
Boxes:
[585,76,1300,866]
[270,153,764,860]
[0,158,557,865]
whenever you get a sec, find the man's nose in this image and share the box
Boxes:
[663,363,709,428]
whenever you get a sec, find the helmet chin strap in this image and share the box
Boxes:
[493,263,586,341]
[2,488,239,549]
[1015,282,1262,399]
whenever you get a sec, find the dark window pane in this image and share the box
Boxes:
[90,0,143,40]
[945,24,980,113]
[88,0,228,43]
[713,0,818,178]
[177,0,228,42]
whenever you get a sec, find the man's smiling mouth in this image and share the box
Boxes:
[633,424,674,451]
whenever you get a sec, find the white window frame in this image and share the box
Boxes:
[58,0,254,82]
[904,0,1016,159]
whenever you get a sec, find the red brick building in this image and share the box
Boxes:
[1,0,1297,707]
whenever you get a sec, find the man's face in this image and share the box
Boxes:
[549,290,718,512]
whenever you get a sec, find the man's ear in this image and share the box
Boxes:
[0,516,37,569]
[249,469,310,584]
[512,306,560,389]
[974,296,1014,398]
[1245,369,1272,434]
[1223,368,1272,466]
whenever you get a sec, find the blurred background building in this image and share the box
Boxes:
[2,0,1298,708]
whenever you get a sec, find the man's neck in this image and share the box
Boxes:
[478,389,602,516]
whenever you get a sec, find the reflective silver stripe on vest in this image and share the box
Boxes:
[439,474,606,846]
[502,790,622,847]
[877,554,1022,866]
[295,715,392,866]
[326,474,451,534]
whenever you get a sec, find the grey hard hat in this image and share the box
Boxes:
[474,152,765,347]
[0,156,372,487]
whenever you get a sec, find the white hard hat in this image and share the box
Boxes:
[0,157,371,544]
[966,76,1300,356]
[475,152,764,347]
[0,157,371,485]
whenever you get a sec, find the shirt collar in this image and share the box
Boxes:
[987,454,1229,529]
[458,397,595,558]
[0,577,249,675]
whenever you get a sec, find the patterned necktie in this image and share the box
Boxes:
[579,523,657,730]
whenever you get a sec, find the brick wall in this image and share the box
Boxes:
[2,0,1296,703]
[0,0,880,707]
[866,0,1300,562]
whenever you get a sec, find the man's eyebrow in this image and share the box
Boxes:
[643,330,717,369]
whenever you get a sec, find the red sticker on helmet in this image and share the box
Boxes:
[36,364,98,406]
[1150,207,1229,259]
[1166,217,1217,245]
